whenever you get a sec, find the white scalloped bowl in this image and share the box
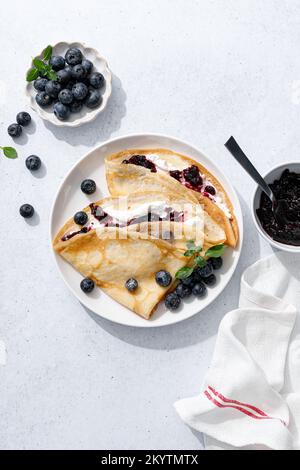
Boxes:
[26,42,112,128]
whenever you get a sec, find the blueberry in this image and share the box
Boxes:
[25,155,41,171]
[183,165,202,187]
[164,292,181,310]
[73,211,88,226]
[70,101,83,113]
[85,89,102,109]
[155,270,172,287]
[56,68,72,86]
[89,72,105,89]
[65,48,83,66]
[181,275,195,287]
[53,102,70,121]
[202,274,217,286]
[66,80,76,91]
[210,257,223,270]
[19,204,34,218]
[58,89,73,105]
[175,282,192,298]
[195,263,213,279]
[8,123,22,138]
[16,112,31,127]
[35,92,52,107]
[125,278,138,292]
[80,278,95,293]
[81,179,96,194]
[192,282,207,297]
[81,59,93,75]
[72,82,88,101]
[71,64,86,81]
[45,81,61,98]
[49,55,65,71]
[34,78,48,92]
[204,185,216,196]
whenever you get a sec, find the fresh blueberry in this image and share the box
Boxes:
[125,278,138,292]
[66,80,76,90]
[181,275,195,287]
[45,81,62,98]
[192,282,207,297]
[80,278,95,293]
[53,102,70,121]
[202,274,217,286]
[34,78,48,91]
[65,48,83,66]
[72,82,88,101]
[175,282,192,299]
[81,59,93,75]
[204,185,216,196]
[71,64,86,81]
[25,155,41,171]
[49,55,65,71]
[164,292,181,310]
[35,92,52,107]
[155,270,172,287]
[74,211,88,225]
[89,72,105,89]
[8,123,22,137]
[19,204,34,218]
[56,68,72,86]
[70,101,83,113]
[85,89,102,109]
[210,257,223,270]
[58,89,73,105]
[81,179,96,194]
[16,112,31,127]
[195,263,213,279]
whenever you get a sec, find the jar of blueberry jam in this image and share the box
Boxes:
[256,169,300,246]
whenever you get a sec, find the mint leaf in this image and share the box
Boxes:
[205,244,226,258]
[26,68,39,81]
[47,69,57,81]
[195,256,206,267]
[43,45,53,61]
[175,266,194,280]
[1,147,18,159]
[33,57,47,72]
[184,249,196,257]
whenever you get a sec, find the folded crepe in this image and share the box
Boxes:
[105,148,238,248]
[53,191,225,319]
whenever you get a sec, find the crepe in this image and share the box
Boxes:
[105,148,238,248]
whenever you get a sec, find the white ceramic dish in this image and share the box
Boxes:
[252,162,300,253]
[26,42,112,128]
[50,134,243,328]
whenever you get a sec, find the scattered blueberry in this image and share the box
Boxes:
[155,270,172,287]
[81,59,93,75]
[34,78,48,92]
[164,292,181,311]
[205,185,216,196]
[192,282,207,297]
[181,275,195,287]
[49,55,65,71]
[80,278,95,293]
[53,102,70,121]
[36,92,52,107]
[56,68,72,86]
[89,72,105,89]
[196,263,213,279]
[19,204,34,218]
[202,274,217,286]
[66,80,76,91]
[85,89,102,109]
[125,278,138,292]
[210,257,223,270]
[16,111,31,127]
[81,179,96,195]
[8,123,22,138]
[70,101,83,113]
[74,211,88,225]
[175,282,192,298]
[71,64,86,81]
[25,155,41,171]
[58,89,73,105]
[45,81,62,98]
[65,48,83,66]
[72,82,88,101]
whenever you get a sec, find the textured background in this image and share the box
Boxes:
[0,0,299,449]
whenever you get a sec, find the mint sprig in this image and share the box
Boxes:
[176,243,226,280]
[26,45,57,82]
[0,146,18,159]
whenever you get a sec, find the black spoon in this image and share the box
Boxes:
[224,136,290,225]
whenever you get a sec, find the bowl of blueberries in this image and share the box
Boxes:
[26,42,112,127]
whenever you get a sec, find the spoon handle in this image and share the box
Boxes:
[225,136,273,201]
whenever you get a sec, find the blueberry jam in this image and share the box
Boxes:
[256,169,300,246]
[122,155,157,173]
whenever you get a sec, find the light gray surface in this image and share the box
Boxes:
[0,0,297,450]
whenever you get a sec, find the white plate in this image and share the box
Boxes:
[26,42,112,128]
[50,134,243,327]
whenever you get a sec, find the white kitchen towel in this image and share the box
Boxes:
[174,252,300,450]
